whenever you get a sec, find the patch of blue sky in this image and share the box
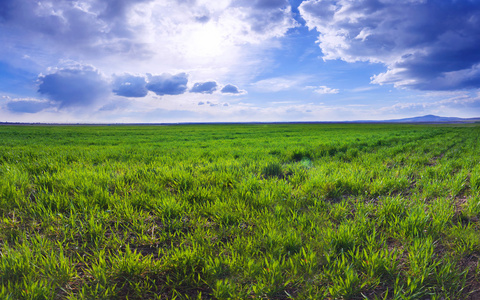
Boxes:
[0,61,38,97]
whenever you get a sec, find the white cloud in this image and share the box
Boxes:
[99,0,297,81]
[0,0,298,85]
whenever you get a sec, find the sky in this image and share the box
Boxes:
[1,0,480,123]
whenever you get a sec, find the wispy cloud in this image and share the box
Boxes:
[6,98,53,114]
[313,86,339,95]
[252,76,308,92]
[350,86,377,93]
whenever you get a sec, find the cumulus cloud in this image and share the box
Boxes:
[299,0,480,91]
[221,84,246,95]
[190,81,218,94]
[37,65,110,107]
[0,0,299,106]
[6,99,53,113]
[112,74,148,97]
[146,73,188,96]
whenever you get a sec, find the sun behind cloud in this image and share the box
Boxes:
[0,0,479,122]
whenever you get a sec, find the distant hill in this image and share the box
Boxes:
[389,115,465,123]
[352,115,480,123]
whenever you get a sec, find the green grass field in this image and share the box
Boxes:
[1,123,480,299]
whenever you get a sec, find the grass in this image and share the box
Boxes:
[0,123,479,299]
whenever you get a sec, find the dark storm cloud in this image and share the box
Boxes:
[0,0,16,22]
[221,84,243,94]
[146,73,188,96]
[90,0,153,38]
[195,15,210,23]
[112,74,148,97]
[0,0,152,57]
[234,0,288,9]
[94,0,150,20]
[232,0,296,35]
[253,0,289,9]
[6,100,52,113]
[299,0,480,91]
[37,65,109,107]
[0,0,65,39]
[190,81,218,94]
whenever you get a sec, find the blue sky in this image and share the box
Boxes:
[1,0,479,123]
